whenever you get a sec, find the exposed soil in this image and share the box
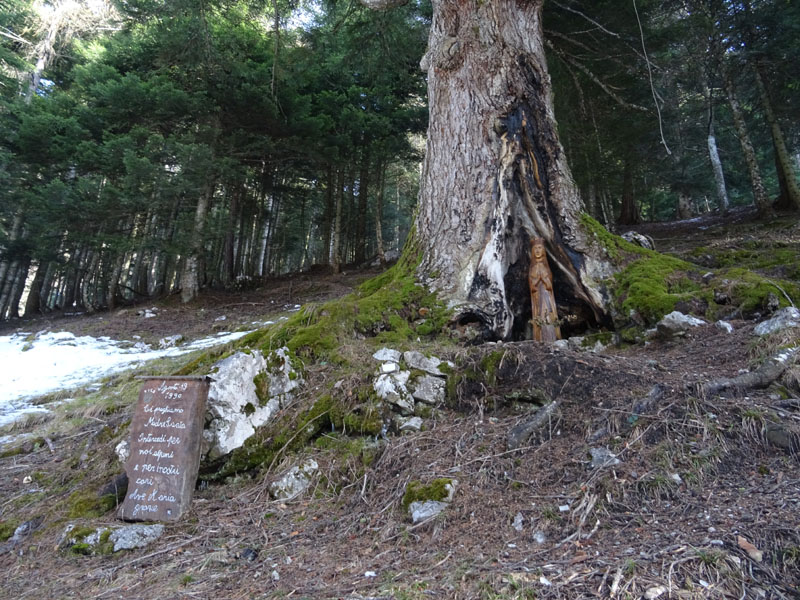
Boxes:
[1,211,799,599]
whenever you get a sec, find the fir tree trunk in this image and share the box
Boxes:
[374,162,387,266]
[724,71,773,218]
[23,261,44,317]
[355,150,370,265]
[408,0,611,338]
[677,191,693,220]
[181,180,215,303]
[331,168,344,274]
[754,62,800,211]
[617,157,640,225]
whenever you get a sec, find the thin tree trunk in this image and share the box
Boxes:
[4,258,30,319]
[355,150,370,265]
[676,191,693,220]
[321,165,334,266]
[724,71,773,218]
[374,161,387,266]
[23,261,44,317]
[332,168,344,274]
[617,157,640,225]
[754,62,800,211]
[707,124,730,214]
[181,180,215,303]
[0,210,23,287]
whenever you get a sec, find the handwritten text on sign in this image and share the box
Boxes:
[119,378,208,522]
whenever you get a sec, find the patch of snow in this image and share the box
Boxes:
[0,329,252,427]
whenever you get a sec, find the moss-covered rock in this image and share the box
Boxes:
[402,478,455,511]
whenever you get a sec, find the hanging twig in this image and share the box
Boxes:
[633,0,671,155]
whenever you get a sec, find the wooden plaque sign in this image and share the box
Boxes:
[119,376,209,522]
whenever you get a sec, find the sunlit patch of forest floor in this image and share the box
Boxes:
[1,209,799,599]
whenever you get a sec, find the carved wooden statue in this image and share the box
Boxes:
[529,238,561,342]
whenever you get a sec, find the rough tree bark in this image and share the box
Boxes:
[753,62,800,212]
[724,71,773,218]
[363,0,612,339]
[617,157,640,226]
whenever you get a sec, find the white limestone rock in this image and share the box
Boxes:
[59,524,164,553]
[115,440,130,464]
[656,311,706,338]
[372,347,402,363]
[203,347,303,460]
[715,320,734,334]
[754,307,800,336]
[374,371,415,415]
[409,374,445,406]
[394,415,423,433]
[109,525,165,552]
[409,500,448,523]
[269,459,319,501]
[158,334,184,349]
[403,351,448,376]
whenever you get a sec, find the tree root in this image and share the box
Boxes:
[507,399,560,450]
[703,348,798,398]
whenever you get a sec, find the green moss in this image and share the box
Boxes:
[256,251,450,362]
[581,214,646,261]
[714,268,799,314]
[66,489,117,519]
[480,351,507,386]
[613,253,701,324]
[0,520,18,542]
[581,331,614,347]
[208,389,382,480]
[402,479,454,511]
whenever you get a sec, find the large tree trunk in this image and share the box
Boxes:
[412,0,611,339]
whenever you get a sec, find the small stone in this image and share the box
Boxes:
[372,348,401,363]
[621,231,654,250]
[158,334,184,349]
[240,548,259,562]
[644,585,667,599]
[269,459,319,501]
[552,340,569,351]
[410,500,448,523]
[589,447,620,469]
[115,440,130,464]
[397,416,423,433]
[512,512,524,532]
[656,311,706,338]
[715,320,734,334]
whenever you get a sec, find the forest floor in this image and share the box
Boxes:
[1,208,799,599]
